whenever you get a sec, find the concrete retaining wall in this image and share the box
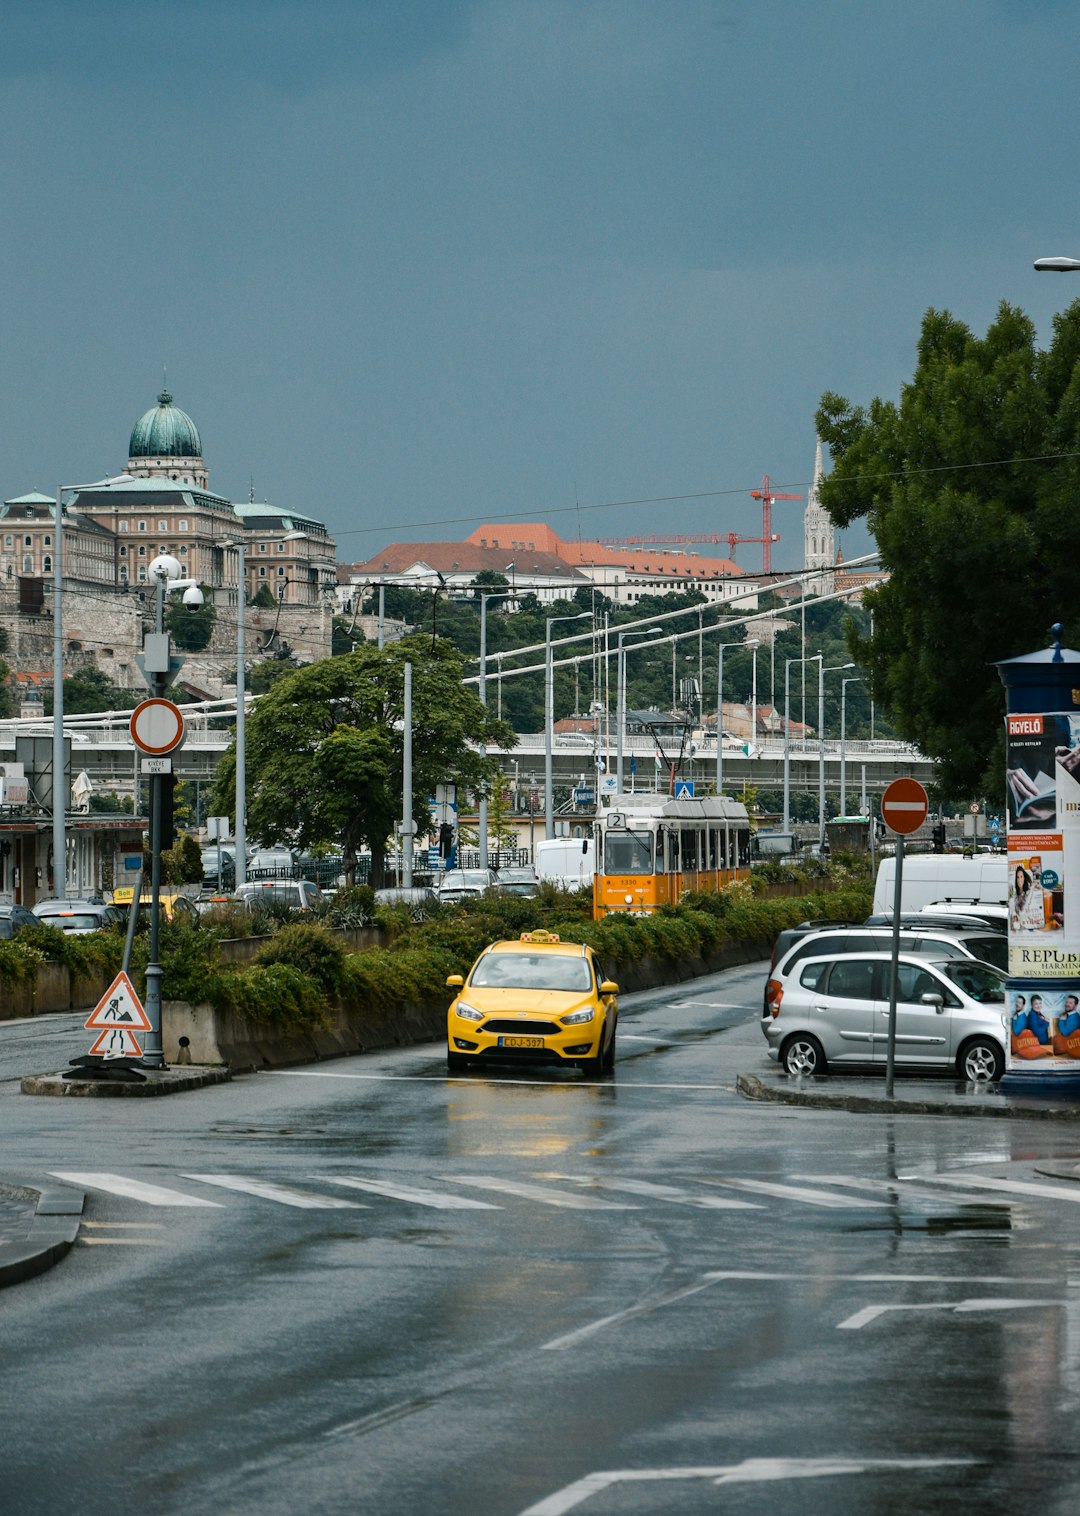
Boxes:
[161,937,773,1072]
[0,964,114,1021]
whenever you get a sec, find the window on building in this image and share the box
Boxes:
[277,566,285,576]
[138,520,146,532]
[24,536,32,547]
[4,535,11,547]
[179,519,188,531]
[119,546,127,558]
[22,555,32,571]
[43,535,51,546]
[277,542,285,552]
[119,569,128,584]
[259,566,267,577]
[179,545,187,556]
[159,520,167,531]
[42,556,51,573]
[119,521,128,533]
[138,546,146,558]
[259,543,267,553]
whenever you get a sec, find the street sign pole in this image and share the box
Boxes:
[880,776,929,1100]
[885,835,904,1100]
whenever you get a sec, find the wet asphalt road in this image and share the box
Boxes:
[3,964,1080,1515]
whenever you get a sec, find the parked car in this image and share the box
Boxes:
[437,869,499,904]
[863,911,1006,933]
[494,865,541,898]
[32,899,125,934]
[0,903,45,939]
[234,879,323,913]
[374,886,440,915]
[762,951,1007,1081]
[445,928,618,1073]
[247,848,298,879]
[764,922,1008,1018]
[200,844,237,890]
[112,888,201,926]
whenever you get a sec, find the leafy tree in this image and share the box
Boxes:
[250,584,276,609]
[45,665,135,716]
[248,653,301,695]
[210,636,516,887]
[0,658,13,719]
[815,299,1080,797]
[165,585,216,652]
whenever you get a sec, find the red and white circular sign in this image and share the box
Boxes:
[129,698,186,756]
[881,776,929,836]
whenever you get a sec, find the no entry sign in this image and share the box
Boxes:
[129,698,186,756]
[881,777,929,836]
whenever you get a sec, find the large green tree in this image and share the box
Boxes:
[816,299,1080,798]
[210,636,516,886]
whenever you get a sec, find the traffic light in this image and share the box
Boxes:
[439,822,454,859]
[932,821,946,853]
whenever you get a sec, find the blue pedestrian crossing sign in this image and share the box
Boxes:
[674,780,695,798]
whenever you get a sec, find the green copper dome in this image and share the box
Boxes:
[128,389,202,460]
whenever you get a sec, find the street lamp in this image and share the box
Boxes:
[143,554,205,1068]
[840,675,864,816]
[1035,257,1080,271]
[783,653,821,834]
[616,627,661,793]
[715,640,733,796]
[746,639,760,755]
[478,589,516,866]
[545,611,592,840]
[819,662,855,848]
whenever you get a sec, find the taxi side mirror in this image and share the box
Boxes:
[446,974,464,989]
[600,980,619,996]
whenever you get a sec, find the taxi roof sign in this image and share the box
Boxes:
[520,930,561,943]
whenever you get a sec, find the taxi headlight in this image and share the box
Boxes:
[455,1002,484,1022]
[562,1007,595,1025]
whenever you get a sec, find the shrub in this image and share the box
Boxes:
[328,885,376,929]
[255,923,346,996]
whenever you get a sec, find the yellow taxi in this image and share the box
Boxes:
[445,930,618,1075]
[111,887,200,925]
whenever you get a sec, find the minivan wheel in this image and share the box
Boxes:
[782,1034,827,1078]
[957,1037,1004,1083]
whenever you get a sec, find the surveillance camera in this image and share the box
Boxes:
[182,585,205,611]
[148,553,182,584]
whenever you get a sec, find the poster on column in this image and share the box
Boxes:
[1006,985,1080,1067]
[1007,712,1080,980]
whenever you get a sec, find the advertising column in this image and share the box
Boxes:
[997,627,1080,1082]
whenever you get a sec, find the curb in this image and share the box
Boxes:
[21,1064,233,1098]
[735,1071,1080,1121]
[0,1182,84,1289]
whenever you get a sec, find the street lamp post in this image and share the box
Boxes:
[545,611,592,840]
[840,675,864,816]
[616,627,661,793]
[746,638,760,754]
[715,641,731,796]
[819,662,855,849]
[478,589,515,866]
[783,654,821,835]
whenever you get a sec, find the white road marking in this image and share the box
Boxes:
[49,1173,224,1208]
[706,1177,885,1209]
[446,1175,638,1209]
[180,1174,364,1209]
[312,1176,499,1209]
[909,1174,1080,1204]
[78,1238,166,1246]
[544,1269,1030,1350]
[550,1176,763,1210]
[269,1071,730,1090]
[792,1174,1022,1209]
[517,1457,977,1515]
[667,1000,748,1010]
[541,1278,725,1351]
[81,1220,165,1229]
[838,1298,1057,1330]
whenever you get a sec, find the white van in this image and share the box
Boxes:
[535,836,595,892]
[872,854,1007,916]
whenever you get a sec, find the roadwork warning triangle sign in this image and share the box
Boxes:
[87,1026,144,1058]
[85,972,151,1033]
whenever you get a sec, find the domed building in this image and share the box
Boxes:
[127,388,209,489]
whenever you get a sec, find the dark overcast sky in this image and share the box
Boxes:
[2,0,1077,571]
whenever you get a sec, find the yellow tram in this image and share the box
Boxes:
[592,793,751,918]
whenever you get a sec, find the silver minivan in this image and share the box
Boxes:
[763,952,1007,1082]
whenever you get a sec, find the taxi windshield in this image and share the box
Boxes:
[471,953,592,992]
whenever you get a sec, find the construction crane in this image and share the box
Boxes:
[749,475,801,574]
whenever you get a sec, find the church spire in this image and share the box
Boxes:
[803,437,835,596]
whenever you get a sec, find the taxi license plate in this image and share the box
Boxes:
[498,1035,544,1049]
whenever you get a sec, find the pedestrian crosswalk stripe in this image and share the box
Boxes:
[704,1178,885,1209]
[550,1175,763,1210]
[446,1175,639,1209]
[905,1174,1080,1205]
[49,1172,224,1207]
[792,1174,1022,1209]
[180,1175,365,1209]
[312,1176,500,1209]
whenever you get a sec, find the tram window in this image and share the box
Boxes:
[604,830,654,874]
[680,829,699,870]
[655,827,670,873]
